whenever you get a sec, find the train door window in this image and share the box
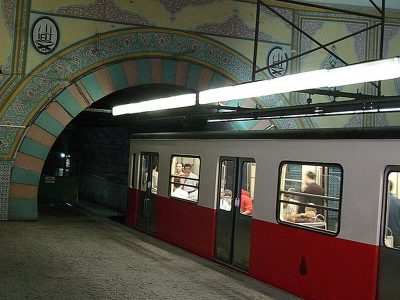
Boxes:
[218,160,234,211]
[384,172,400,249]
[139,153,159,193]
[277,162,342,235]
[169,155,201,202]
[240,162,256,216]
[151,156,159,194]
[140,155,150,192]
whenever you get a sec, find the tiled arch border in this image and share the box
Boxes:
[5,29,299,220]
[7,58,230,220]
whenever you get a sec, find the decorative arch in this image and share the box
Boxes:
[5,28,301,220]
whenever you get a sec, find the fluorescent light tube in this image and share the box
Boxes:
[112,93,197,116]
[379,107,400,112]
[199,57,400,104]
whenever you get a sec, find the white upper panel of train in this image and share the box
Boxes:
[130,137,400,246]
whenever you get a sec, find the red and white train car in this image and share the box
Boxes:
[125,129,400,299]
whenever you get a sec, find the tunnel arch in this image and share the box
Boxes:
[6,28,300,220]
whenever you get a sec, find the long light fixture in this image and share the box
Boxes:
[199,57,400,104]
[112,93,197,116]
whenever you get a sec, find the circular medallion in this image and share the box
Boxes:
[32,17,59,54]
[267,46,288,78]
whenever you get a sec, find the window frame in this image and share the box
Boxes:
[139,152,159,193]
[168,154,201,203]
[276,160,343,236]
[382,166,400,250]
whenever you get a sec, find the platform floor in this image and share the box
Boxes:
[0,202,301,300]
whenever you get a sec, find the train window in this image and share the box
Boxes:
[277,162,342,235]
[139,153,159,194]
[384,172,400,249]
[140,155,150,192]
[169,155,201,202]
[240,161,256,216]
[218,160,234,211]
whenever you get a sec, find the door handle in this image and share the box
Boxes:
[145,198,150,216]
[235,197,239,207]
[143,197,149,215]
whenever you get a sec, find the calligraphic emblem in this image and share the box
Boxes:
[32,17,59,54]
[267,46,288,78]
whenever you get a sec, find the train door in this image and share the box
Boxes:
[214,157,256,271]
[137,152,159,233]
[378,168,400,298]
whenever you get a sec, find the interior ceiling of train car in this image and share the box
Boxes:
[68,0,400,134]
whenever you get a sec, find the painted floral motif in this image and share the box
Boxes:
[375,113,389,127]
[160,0,214,14]
[345,115,363,127]
[261,5,293,28]
[0,161,11,220]
[345,23,367,62]
[383,26,399,58]
[1,0,15,33]
[56,0,151,26]
[300,19,323,54]
[196,15,271,41]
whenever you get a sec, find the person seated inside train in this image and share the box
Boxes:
[280,188,299,221]
[220,189,232,210]
[286,203,323,223]
[174,162,185,184]
[151,161,158,194]
[171,181,189,199]
[183,163,199,197]
[300,171,325,215]
[240,189,253,216]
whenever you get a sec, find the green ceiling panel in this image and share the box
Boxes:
[108,63,129,91]
[163,59,177,85]
[80,73,104,101]
[35,112,65,136]
[11,167,40,186]
[56,89,84,117]
[19,138,50,161]
[137,59,152,85]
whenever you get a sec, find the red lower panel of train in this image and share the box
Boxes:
[125,188,216,259]
[250,219,379,300]
[156,196,216,259]
[125,188,139,228]
[126,189,379,299]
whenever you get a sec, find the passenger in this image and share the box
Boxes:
[240,189,253,216]
[388,180,400,247]
[220,189,232,210]
[300,171,325,215]
[175,163,185,185]
[151,160,158,194]
[183,164,199,197]
[281,188,299,221]
[171,182,189,199]
[286,203,322,223]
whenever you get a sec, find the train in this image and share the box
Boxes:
[124,128,400,300]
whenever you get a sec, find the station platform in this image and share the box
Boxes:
[0,201,301,299]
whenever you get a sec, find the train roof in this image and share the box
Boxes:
[130,127,400,140]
